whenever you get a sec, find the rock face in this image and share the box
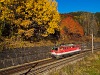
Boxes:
[0,46,52,69]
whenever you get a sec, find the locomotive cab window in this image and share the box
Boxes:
[52,47,58,50]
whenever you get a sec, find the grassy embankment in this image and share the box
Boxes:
[0,38,54,51]
[48,51,100,75]
[0,36,100,51]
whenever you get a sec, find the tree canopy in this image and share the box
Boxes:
[60,15,84,38]
[0,0,60,40]
[62,12,99,37]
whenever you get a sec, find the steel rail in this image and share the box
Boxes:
[0,58,53,75]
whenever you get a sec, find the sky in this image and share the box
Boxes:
[56,0,100,13]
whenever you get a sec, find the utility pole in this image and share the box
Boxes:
[91,14,95,53]
[91,31,94,53]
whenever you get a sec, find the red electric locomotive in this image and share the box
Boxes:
[51,44,81,59]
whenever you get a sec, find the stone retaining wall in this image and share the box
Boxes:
[0,46,52,69]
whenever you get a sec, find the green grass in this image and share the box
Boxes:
[48,51,100,75]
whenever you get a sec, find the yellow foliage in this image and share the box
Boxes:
[32,0,60,35]
[26,0,33,9]
[0,0,5,2]
[20,20,32,28]
[47,27,55,34]
[0,0,15,22]
[14,18,22,27]
[18,28,34,38]
[0,0,60,38]
[16,6,22,13]
[24,29,34,38]
[18,29,24,35]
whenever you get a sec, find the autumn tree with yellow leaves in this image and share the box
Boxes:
[0,0,15,36]
[0,0,60,41]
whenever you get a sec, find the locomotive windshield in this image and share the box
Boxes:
[52,47,58,50]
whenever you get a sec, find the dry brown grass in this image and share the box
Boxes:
[0,36,100,51]
[94,37,100,42]
[0,36,56,51]
[1,39,54,49]
[47,51,100,75]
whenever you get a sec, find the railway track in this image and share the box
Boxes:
[22,48,100,75]
[0,47,100,75]
[0,58,55,75]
